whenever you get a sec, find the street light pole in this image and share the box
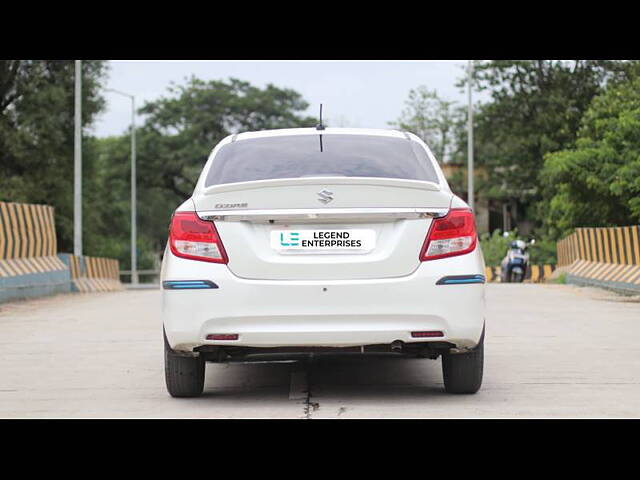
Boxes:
[467,60,475,212]
[131,95,137,285]
[74,60,82,257]
[106,88,138,284]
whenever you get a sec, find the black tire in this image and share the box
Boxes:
[164,329,205,398]
[441,328,484,394]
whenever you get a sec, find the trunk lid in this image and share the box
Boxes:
[193,177,452,280]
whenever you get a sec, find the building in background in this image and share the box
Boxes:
[441,163,532,237]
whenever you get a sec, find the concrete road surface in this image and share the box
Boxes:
[1,284,639,418]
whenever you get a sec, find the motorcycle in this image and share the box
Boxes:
[500,239,533,283]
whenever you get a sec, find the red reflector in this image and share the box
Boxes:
[411,331,444,338]
[206,334,238,341]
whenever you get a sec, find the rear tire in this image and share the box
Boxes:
[441,328,484,394]
[164,329,205,398]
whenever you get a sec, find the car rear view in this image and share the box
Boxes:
[161,128,486,397]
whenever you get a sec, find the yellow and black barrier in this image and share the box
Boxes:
[0,201,69,302]
[0,201,57,258]
[1,200,123,302]
[60,254,123,293]
[484,266,501,282]
[557,225,640,294]
[484,264,556,283]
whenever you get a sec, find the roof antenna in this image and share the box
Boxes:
[316,104,325,131]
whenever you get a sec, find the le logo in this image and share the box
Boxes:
[280,232,300,247]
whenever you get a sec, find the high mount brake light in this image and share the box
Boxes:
[169,212,228,264]
[420,208,477,261]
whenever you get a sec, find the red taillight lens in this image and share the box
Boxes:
[169,212,228,263]
[420,208,477,261]
[206,334,238,341]
[411,331,444,338]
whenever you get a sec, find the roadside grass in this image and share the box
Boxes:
[549,272,567,284]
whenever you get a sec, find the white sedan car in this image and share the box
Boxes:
[161,128,486,397]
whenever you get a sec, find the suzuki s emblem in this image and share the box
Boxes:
[317,189,334,204]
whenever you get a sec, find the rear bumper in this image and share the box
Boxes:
[161,249,485,352]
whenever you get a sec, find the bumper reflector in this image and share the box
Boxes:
[163,280,218,289]
[411,331,444,338]
[436,275,485,285]
[206,334,239,341]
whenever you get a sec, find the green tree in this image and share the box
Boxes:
[465,60,631,210]
[83,135,136,262]
[539,74,640,238]
[0,60,108,252]
[390,86,465,164]
[137,76,317,199]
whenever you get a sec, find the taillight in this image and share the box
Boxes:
[169,212,228,263]
[420,208,477,261]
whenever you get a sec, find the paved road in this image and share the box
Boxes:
[1,284,639,418]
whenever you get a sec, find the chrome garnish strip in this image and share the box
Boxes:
[199,207,449,222]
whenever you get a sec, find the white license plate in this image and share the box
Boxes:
[270,229,376,253]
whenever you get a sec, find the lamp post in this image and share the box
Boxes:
[74,60,82,256]
[106,88,138,285]
[467,60,475,212]
[467,60,474,210]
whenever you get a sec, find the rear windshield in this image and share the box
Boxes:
[204,134,439,187]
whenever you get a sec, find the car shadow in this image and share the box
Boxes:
[198,353,447,401]
[308,353,447,398]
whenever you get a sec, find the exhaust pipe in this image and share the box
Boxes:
[391,340,403,352]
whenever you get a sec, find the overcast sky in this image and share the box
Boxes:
[92,60,490,137]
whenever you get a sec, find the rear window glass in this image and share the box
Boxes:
[204,134,439,187]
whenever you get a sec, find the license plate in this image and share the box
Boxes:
[270,229,376,253]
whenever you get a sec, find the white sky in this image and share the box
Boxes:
[92,60,490,137]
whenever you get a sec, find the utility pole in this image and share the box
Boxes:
[106,88,138,284]
[74,60,82,256]
[467,60,475,212]
[130,95,137,285]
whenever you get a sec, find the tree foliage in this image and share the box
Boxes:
[390,86,465,163]
[468,60,630,206]
[0,60,108,252]
[539,75,640,238]
[137,77,317,199]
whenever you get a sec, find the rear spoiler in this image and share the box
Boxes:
[199,176,442,196]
